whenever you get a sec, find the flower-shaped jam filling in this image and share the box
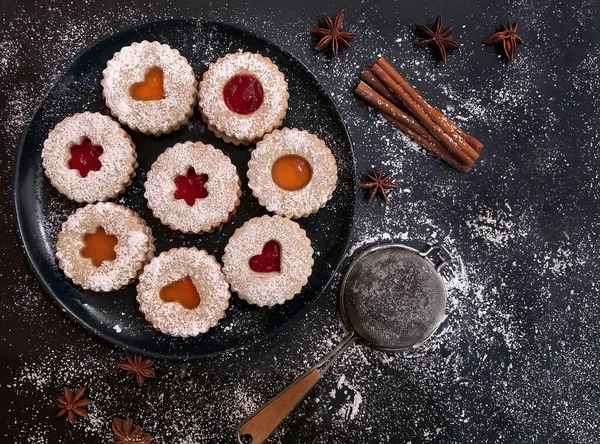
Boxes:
[223,74,264,115]
[68,138,103,178]
[80,226,118,267]
[271,155,313,191]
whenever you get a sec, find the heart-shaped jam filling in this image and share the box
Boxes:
[80,226,118,267]
[159,276,200,309]
[68,138,103,178]
[223,74,264,115]
[249,240,281,273]
[271,154,313,191]
[130,66,165,101]
[174,167,209,206]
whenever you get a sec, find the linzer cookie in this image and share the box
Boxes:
[222,215,314,307]
[198,52,288,146]
[42,112,137,203]
[101,41,197,136]
[136,247,231,337]
[144,141,241,233]
[247,128,338,218]
[56,202,154,292]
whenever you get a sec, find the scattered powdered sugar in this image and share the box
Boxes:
[465,205,516,248]
[2,0,600,443]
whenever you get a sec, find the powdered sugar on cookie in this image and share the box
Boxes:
[144,141,241,233]
[56,202,155,292]
[41,112,137,203]
[198,52,288,145]
[247,128,338,218]
[222,215,314,306]
[136,247,231,337]
[102,41,197,136]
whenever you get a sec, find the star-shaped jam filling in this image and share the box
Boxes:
[173,167,209,206]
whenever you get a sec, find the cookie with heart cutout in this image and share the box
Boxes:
[137,247,231,337]
[222,215,314,307]
[101,41,197,136]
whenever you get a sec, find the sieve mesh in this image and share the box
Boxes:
[341,246,446,350]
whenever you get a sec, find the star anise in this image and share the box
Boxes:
[119,355,155,387]
[57,387,92,424]
[112,417,153,444]
[415,16,460,63]
[360,170,399,203]
[484,22,524,62]
[312,11,356,57]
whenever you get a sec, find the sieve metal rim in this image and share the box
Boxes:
[339,242,451,353]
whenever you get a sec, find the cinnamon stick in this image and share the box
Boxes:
[355,81,471,172]
[368,64,482,154]
[384,116,471,172]
[370,63,477,165]
[361,69,407,111]
[355,81,441,148]
[376,57,484,153]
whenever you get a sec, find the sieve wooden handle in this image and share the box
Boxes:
[237,368,322,444]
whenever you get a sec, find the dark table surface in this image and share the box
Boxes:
[1,0,599,443]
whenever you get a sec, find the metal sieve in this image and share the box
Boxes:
[237,243,453,444]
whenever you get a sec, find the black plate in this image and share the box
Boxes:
[13,19,356,360]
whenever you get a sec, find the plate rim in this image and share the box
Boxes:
[12,17,357,360]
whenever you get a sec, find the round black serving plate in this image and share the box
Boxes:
[13,19,356,360]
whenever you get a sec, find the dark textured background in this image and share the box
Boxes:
[1,0,599,443]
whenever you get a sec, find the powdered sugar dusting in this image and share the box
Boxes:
[102,41,197,135]
[56,202,154,292]
[198,52,288,143]
[41,112,137,203]
[222,215,314,306]
[2,1,600,443]
[144,141,241,233]
[247,128,338,218]
[137,247,230,337]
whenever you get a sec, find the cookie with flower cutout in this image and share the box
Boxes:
[222,215,314,307]
[56,202,155,292]
[102,41,197,136]
[137,247,231,337]
[247,128,338,218]
[198,52,288,146]
[42,112,137,203]
[144,141,241,233]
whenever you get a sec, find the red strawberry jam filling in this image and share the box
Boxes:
[68,138,103,178]
[249,240,281,273]
[173,167,209,206]
[223,74,264,115]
